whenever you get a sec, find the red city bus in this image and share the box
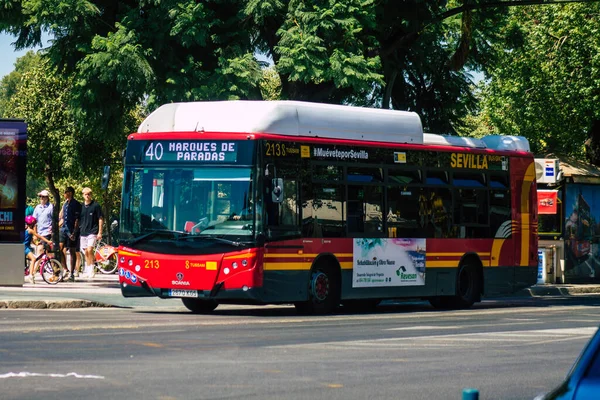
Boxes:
[117,101,538,314]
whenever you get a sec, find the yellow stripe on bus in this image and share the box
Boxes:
[520,162,536,266]
[263,261,353,271]
[118,251,140,257]
[264,254,305,258]
[264,253,353,258]
[263,262,311,271]
[426,260,460,268]
[428,252,490,257]
[490,238,506,267]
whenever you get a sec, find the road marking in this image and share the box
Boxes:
[270,327,598,350]
[127,341,164,348]
[1,305,599,334]
[386,321,543,331]
[0,371,104,379]
[386,325,463,330]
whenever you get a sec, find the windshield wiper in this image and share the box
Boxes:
[176,235,244,247]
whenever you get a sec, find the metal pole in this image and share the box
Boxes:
[462,388,479,400]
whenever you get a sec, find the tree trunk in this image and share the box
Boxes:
[44,165,61,259]
[383,70,398,110]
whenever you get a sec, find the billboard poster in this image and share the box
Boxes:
[564,184,600,281]
[0,120,27,243]
[353,238,426,287]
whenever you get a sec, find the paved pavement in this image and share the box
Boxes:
[1,275,600,310]
[0,274,183,310]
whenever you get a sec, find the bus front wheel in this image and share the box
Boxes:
[295,263,341,315]
[182,298,218,313]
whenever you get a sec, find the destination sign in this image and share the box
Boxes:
[450,153,506,170]
[143,141,238,163]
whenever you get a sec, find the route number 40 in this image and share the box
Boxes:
[145,143,164,160]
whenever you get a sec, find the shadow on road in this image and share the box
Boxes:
[130,295,600,318]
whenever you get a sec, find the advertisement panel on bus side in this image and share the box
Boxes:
[353,238,426,287]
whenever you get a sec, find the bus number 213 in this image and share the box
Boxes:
[145,260,160,269]
[266,143,286,157]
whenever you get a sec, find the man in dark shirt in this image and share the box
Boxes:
[80,187,104,278]
[59,186,82,282]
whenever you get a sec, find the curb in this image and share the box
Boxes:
[0,300,114,309]
[528,286,600,297]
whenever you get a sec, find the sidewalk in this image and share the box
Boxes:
[2,274,187,309]
[524,284,600,296]
[1,278,600,310]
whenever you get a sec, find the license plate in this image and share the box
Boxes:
[168,289,198,298]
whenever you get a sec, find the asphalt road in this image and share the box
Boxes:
[1,296,600,400]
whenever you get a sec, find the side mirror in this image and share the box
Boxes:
[272,178,284,203]
[101,165,111,190]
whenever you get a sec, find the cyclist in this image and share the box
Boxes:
[24,216,53,284]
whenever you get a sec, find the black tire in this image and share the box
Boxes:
[41,259,65,285]
[182,298,218,313]
[97,253,118,274]
[429,263,481,309]
[295,262,341,315]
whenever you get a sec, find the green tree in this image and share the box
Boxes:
[1,1,262,164]
[0,51,38,117]
[4,57,79,244]
[480,3,600,156]
[3,0,595,142]
[260,66,282,100]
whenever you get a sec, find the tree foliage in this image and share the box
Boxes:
[2,0,600,158]
[479,2,600,157]
[5,55,78,187]
[1,0,516,135]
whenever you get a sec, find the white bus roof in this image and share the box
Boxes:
[138,100,531,152]
[138,100,424,144]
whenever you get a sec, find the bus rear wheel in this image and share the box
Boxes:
[429,263,481,309]
[295,263,340,315]
[182,298,218,313]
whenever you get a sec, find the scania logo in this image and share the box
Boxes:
[176,272,184,280]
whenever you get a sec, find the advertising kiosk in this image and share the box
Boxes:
[0,119,27,286]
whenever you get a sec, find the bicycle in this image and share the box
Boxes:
[25,245,66,285]
[80,240,118,275]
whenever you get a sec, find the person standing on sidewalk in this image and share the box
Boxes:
[59,186,82,282]
[32,190,53,256]
[80,187,103,278]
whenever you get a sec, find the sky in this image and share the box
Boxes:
[0,33,49,79]
[0,34,28,79]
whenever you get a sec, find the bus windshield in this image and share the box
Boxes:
[120,166,257,245]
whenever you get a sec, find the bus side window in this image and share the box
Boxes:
[387,186,421,238]
[302,184,344,238]
[428,188,453,238]
[347,185,383,236]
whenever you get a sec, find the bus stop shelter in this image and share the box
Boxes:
[537,156,600,284]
